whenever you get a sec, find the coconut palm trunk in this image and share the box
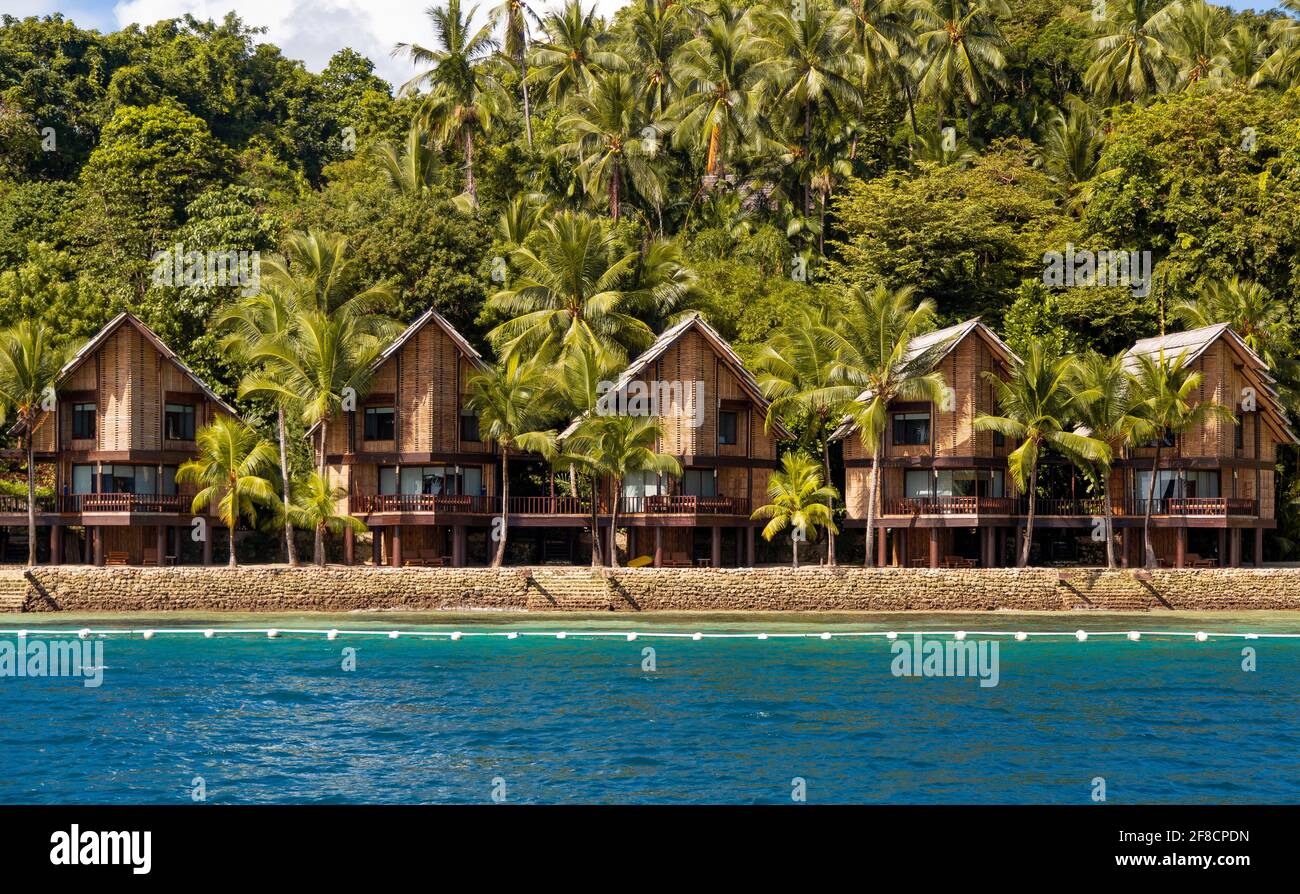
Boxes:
[227,471,239,568]
[1143,443,1161,568]
[589,473,603,567]
[863,441,881,567]
[1102,478,1117,568]
[278,406,299,566]
[606,477,621,567]
[610,164,621,220]
[463,128,478,205]
[822,439,836,566]
[522,73,534,148]
[315,421,328,565]
[1020,464,1038,568]
[493,446,509,567]
[24,426,36,567]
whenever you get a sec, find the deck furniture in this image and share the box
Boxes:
[106,551,129,566]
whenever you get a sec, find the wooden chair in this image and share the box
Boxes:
[663,551,692,567]
[106,551,129,566]
[142,548,158,567]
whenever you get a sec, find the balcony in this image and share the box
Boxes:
[347,493,753,518]
[351,494,498,515]
[0,494,55,514]
[884,496,1016,516]
[619,494,751,516]
[1126,497,1257,517]
[61,493,189,513]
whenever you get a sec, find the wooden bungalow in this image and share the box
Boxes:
[559,313,793,567]
[2,312,238,565]
[831,320,1021,567]
[1112,324,1296,567]
[322,309,498,566]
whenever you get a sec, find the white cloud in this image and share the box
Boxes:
[111,1,631,89]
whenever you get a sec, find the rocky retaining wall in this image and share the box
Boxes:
[7,565,1300,613]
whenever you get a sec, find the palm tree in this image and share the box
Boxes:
[490,0,540,147]
[486,210,650,366]
[823,284,947,567]
[765,2,863,215]
[1070,351,1151,567]
[215,284,302,566]
[1217,22,1270,89]
[396,0,502,206]
[0,322,66,566]
[754,306,847,565]
[577,414,681,567]
[910,0,1009,126]
[239,310,384,564]
[531,0,624,104]
[1128,351,1234,568]
[1040,96,1103,186]
[371,125,443,196]
[751,452,840,569]
[286,472,368,567]
[848,0,910,89]
[1085,0,1180,104]
[552,340,620,564]
[464,356,558,567]
[625,0,689,118]
[176,417,279,568]
[262,229,396,331]
[558,71,663,220]
[1164,0,1229,90]
[667,9,775,177]
[975,345,1110,567]
[1170,278,1285,368]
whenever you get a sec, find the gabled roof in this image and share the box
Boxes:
[828,319,1018,441]
[559,312,794,441]
[1125,323,1297,444]
[34,312,240,428]
[307,308,489,436]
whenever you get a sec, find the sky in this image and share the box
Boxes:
[4,1,1288,89]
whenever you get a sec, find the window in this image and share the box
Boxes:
[993,430,1005,448]
[71,403,96,440]
[1234,414,1244,451]
[72,465,94,494]
[87,464,176,495]
[1184,471,1219,499]
[623,470,665,498]
[459,410,480,443]
[904,469,1000,498]
[379,465,480,496]
[892,412,930,446]
[1134,470,1179,501]
[681,469,716,497]
[165,403,195,440]
[364,407,395,441]
[718,411,738,445]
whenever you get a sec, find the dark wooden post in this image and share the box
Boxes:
[201,528,212,566]
[745,526,755,567]
[1230,528,1241,568]
[92,526,104,566]
[343,527,354,566]
[877,526,888,567]
[711,526,722,568]
[155,524,166,567]
[928,528,939,569]
[50,525,62,565]
[453,525,467,567]
[654,527,663,568]
[1254,527,1264,567]
[372,528,383,566]
[1218,529,1227,568]
[1175,527,1187,568]
[391,524,402,568]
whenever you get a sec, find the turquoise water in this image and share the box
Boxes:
[1,612,1297,804]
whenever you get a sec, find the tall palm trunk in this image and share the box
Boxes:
[315,522,327,567]
[25,429,36,567]
[1020,463,1038,567]
[227,474,239,568]
[610,164,621,220]
[521,60,534,148]
[706,124,721,176]
[315,421,328,565]
[863,441,881,567]
[821,438,836,566]
[493,447,509,567]
[463,128,478,206]
[1143,444,1161,568]
[589,473,603,566]
[1102,478,1117,568]
[278,405,299,566]
[607,478,621,567]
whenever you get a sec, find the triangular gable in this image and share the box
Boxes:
[828,319,1017,442]
[560,312,794,440]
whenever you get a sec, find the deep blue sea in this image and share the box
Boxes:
[1,612,1297,804]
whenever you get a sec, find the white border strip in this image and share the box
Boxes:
[0,628,1296,640]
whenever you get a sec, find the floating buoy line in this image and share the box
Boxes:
[0,627,1296,641]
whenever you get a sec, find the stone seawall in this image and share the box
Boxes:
[7,565,1300,613]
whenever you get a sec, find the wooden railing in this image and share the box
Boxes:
[507,495,590,515]
[620,494,751,516]
[1127,497,1257,517]
[350,494,498,514]
[60,493,188,513]
[884,496,1017,515]
[0,494,55,513]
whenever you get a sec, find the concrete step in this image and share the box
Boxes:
[526,570,617,610]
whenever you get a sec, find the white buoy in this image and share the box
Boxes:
[757,633,768,640]
[1014,632,1027,641]
[819,632,832,640]
[203,629,215,639]
[556,631,567,640]
[141,630,154,640]
[691,632,703,641]
[326,629,338,641]
[1195,631,1208,642]
[1075,629,1088,642]
[886,631,898,641]
[954,630,967,641]
[388,631,400,639]
[1127,631,1141,641]
[450,631,462,641]
[626,632,637,641]
[266,629,279,639]
[507,632,518,640]
[77,628,91,640]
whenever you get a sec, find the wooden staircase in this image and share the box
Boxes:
[526,569,618,611]
[0,570,30,613]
